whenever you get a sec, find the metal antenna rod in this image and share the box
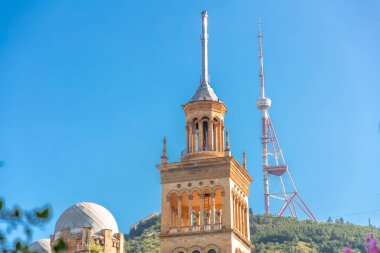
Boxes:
[201,10,209,85]
[256,18,272,215]
[255,19,316,220]
[258,18,265,99]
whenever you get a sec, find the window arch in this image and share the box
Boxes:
[173,248,187,253]
[202,120,209,151]
[169,192,178,228]
[205,245,218,253]
[193,119,199,152]
[189,246,202,253]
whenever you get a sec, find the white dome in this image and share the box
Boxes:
[29,239,51,253]
[54,202,119,235]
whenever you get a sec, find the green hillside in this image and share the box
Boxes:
[124,212,379,253]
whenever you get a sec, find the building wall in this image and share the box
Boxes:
[160,232,231,253]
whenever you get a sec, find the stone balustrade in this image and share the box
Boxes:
[168,223,223,235]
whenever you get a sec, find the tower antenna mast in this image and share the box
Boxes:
[201,10,209,85]
[256,19,316,220]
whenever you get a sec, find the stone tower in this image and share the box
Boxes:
[157,11,254,253]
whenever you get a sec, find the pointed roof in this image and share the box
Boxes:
[190,82,219,101]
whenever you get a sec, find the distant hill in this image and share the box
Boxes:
[124,212,379,253]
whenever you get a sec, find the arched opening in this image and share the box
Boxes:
[208,250,217,253]
[192,191,201,226]
[169,193,178,228]
[202,120,209,151]
[192,251,201,253]
[193,119,199,152]
[181,192,189,228]
[202,189,212,225]
[214,188,223,224]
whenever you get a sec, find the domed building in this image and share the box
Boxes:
[29,239,51,253]
[50,202,124,253]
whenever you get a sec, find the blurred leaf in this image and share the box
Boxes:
[35,208,49,219]
[13,208,21,218]
[53,239,67,252]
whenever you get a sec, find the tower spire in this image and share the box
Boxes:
[258,18,265,99]
[243,151,247,170]
[201,10,209,85]
[189,10,219,102]
[161,136,168,164]
[256,19,316,220]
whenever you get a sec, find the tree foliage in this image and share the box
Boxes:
[0,198,51,253]
[125,214,160,253]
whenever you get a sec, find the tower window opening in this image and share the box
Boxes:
[194,121,199,152]
[203,193,211,224]
[203,120,209,151]
[208,250,217,253]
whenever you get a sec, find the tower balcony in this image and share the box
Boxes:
[180,150,228,161]
[168,223,223,235]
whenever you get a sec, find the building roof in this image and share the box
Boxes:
[29,239,51,253]
[190,82,219,102]
[54,202,119,235]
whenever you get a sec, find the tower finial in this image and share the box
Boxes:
[243,151,247,170]
[161,136,168,164]
[225,130,230,151]
[258,18,266,99]
[201,10,209,85]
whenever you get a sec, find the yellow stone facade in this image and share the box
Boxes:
[157,98,254,253]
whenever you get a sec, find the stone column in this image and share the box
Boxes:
[200,194,204,226]
[192,123,196,152]
[242,204,245,236]
[211,192,215,225]
[81,227,91,250]
[245,206,251,239]
[116,233,124,253]
[198,121,203,151]
[208,120,213,151]
[221,124,225,151]
[214,123,218,151]
[103,229,112,253]
[240,202,243,234]
[186,124,189,153]
[238,201,242,233]
[177,196,182,229]
[221,191,225,224]
[188,194,193,227]
[244,206,248,238]
[233,196,237,230]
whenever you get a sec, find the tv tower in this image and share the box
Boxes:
[256,19,316,220]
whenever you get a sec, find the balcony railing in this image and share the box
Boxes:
[168,223,223,234]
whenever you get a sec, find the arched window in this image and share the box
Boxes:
[202,120,208,150]
[169,193,178,228]
[208,250,217,253]
[192,251,201,253]
[194,120,199,152]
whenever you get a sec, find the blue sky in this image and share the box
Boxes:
[1,0,379,242]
